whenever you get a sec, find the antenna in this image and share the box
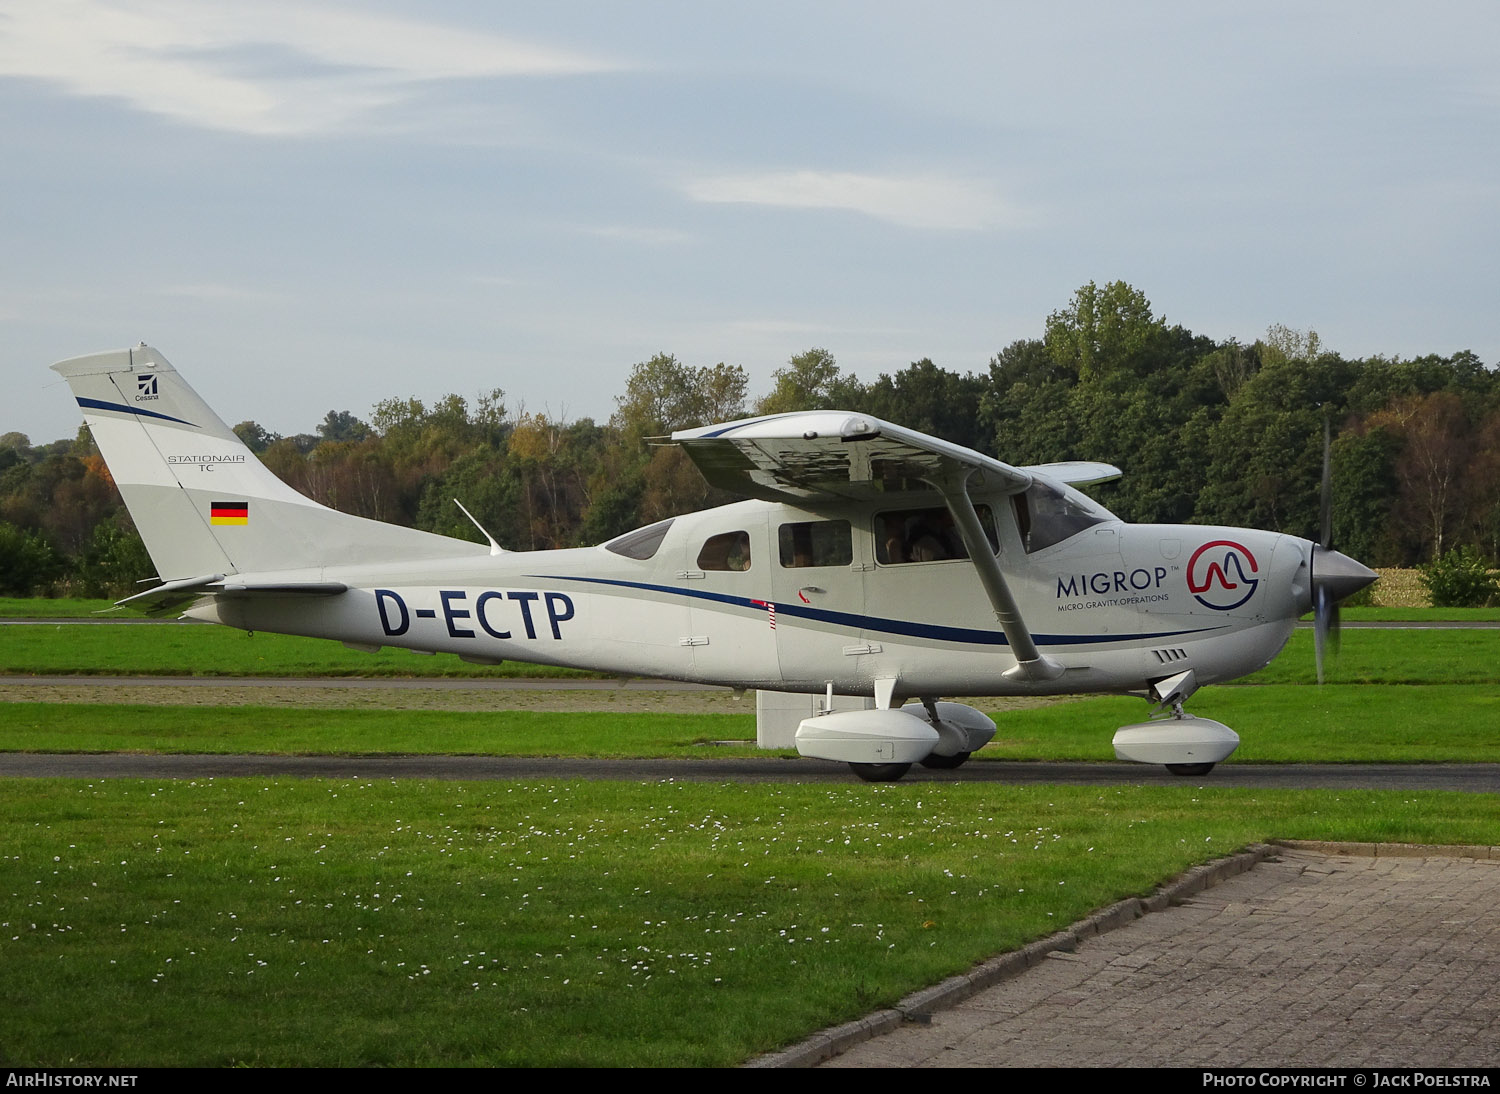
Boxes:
[453,498,504,556]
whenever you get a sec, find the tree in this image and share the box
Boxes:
[316,410,370,444]
[1330,423,1401,565]
[1260,323,1323,366]
[0,521,62,595]
[1043,280,1165,381]
[1195,355,1358,537]
[72,515,154,596]
[614,354,748,438]
[1420,546,1499,607]
[855,359,990,453]
[610,354,749,528]
[1370,392,1473,562]
[981,338,1079,466]
[755,348,863,414]
[232,421,279,453]
[1200,341,1260,401]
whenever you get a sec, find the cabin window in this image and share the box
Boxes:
[604,518,674,560]
[1012,481,1109,553]
[875,505,997,564]
[778,520,853,568]
[697,530,752,571]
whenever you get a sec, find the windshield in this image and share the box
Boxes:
[1013,481,1112,552]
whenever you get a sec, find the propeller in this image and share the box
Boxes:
[1310,413,1377,683]
[1314,415,1336,683]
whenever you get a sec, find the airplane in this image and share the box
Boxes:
[52,344,1377,781]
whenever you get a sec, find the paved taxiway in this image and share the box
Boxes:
[3,753,1500,793]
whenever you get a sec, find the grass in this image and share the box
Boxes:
[2,777,1497,1067]
[0,705,765,757]
[1339,605,1500,622]
[2,684,1498,764]
[986,686,1500,764]
[0,597,118,618]
[1245,627,1498,684]
[0,624,598,679]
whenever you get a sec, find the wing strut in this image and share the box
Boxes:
[932,464,1064,682]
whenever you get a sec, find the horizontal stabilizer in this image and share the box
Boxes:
[116,575,348,617]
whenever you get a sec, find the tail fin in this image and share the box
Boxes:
[52,345,486,580]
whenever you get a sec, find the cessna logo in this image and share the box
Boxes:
[1186,540,1259,611]
[135,374,159,401]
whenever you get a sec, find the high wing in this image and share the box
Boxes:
[669,411,1034,503]
[670,411,1071,682]
[1020,461,1122,488]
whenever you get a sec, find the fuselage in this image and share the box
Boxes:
[187,485,1313,703]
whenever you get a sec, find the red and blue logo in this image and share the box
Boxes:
[1186,539,1259,611]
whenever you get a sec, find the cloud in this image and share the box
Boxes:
[0,0,620,136]
[682,169,1024,231]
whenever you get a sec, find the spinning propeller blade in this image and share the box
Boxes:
[1311,413,1374,683]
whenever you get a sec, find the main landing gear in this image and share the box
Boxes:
[794,698,997,781]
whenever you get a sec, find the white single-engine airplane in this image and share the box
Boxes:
[54,345,1376,781]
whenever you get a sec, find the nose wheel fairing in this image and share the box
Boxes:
[1112,714,1240,771]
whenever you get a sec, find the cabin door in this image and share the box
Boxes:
[678,511,782,686]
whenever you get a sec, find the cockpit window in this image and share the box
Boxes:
[697,530,752,571]
[604,518,674,560]
[778,520,852,568]
[875,505,997,564]
[1013,481,1110,552]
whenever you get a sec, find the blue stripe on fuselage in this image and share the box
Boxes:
[535,573,1225,648]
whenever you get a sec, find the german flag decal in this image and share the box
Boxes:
[210,501,249,526]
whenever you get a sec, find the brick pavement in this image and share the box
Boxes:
[759,844,1500,1068]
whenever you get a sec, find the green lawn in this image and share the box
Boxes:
[3,683,1498,764]
[3,778,1496,1067]
[0,623,597,678]
[1339,605,1500,622]
[987,685,1500,764]
[0,597,118,618]
[1244,627,1497,685]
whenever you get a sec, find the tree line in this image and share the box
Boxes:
[3,280,1497,598]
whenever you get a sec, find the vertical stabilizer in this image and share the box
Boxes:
[52,345,486,580]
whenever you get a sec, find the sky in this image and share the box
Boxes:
[6,1,1499,446]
